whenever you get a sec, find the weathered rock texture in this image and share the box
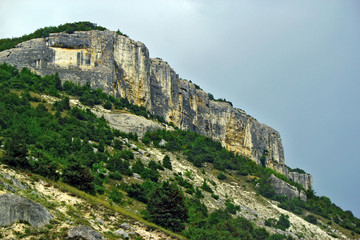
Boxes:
[101,112,167,138]
[68,225,105,240]
[0,193,54,228]
[268,174,307,201]
[0,30,312,189]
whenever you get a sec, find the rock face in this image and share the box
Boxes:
[283,169,313,191]
[0,193,54,228]
[68,225,105,240]
[0,30,311,189]
[268,174,307,201]
[102,112,166,138]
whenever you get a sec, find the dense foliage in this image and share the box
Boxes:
[0,21,107,52]
[0,62,359,237]
[147,181,188,232]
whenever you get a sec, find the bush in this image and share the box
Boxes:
[62,161,95,194]
[30,156,60,181]
[126,183,148,203]
[305,214,318,224]
[147,181,188,232]
[109,188,123,204]
[265,214,290,231]
[103,100,112,110]
[201,180,213,193]
[257,177,275,198]
[109,171,122,180]
[2,131,29,168]
[276,214,290,231]
[113,139,122,150]
[163,155,172,170]
[217,172,226,180]
[225,200,240,214]
[107,154,132,176]
[265,218,277,227]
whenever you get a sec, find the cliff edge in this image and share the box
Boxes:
[0,30,312,189]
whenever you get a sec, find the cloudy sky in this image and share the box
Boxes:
[1,0,359,217]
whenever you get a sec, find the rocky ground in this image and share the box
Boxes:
[0,164,181,240]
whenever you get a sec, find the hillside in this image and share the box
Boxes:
[0,23,359,239]
[0,22,313,191]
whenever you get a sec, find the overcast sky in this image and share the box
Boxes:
[1,0,359,217]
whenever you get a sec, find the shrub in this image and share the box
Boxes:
[195,187,204,199]
[109,188,123,204]
[163,155,172,170]
[305,214,318,224]
[211,194,219,200]
[2,131,29,168]
[225,200,240,214]
[107,154,132,176]
[103,100,112,110]
[217,172,226,180]
[113,139,122,150]
[201,180,213,193]
[126,183,147,203]
[147,181,188,232]
[257,177,275,198]
[265,218,277,227]
[30,156,60,181]
[276,214,290,231]
[109,171,122,180]
[62,161,95,194]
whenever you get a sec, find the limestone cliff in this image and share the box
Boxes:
[0,30,311,189]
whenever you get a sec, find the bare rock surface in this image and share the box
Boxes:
[68,225,105,240]
[269,174,307,201]
[103,112,165,138]
[0,193,53,228]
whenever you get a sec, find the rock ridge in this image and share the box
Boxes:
[0,30,312,189]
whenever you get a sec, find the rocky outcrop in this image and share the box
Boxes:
[67,225,105,240]
[0,193,54,228]
[268,174,307,201]
[102,112,167,138]
[0,30,311,189]
[283,169,313,191]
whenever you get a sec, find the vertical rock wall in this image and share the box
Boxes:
[0,30,312,189]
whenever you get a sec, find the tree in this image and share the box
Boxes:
[103,100,112,110]
[62,160,95,194]
[276,214,290,231]
[109,188,123,204]
[147,181,188,232]
[257,177,275,198]
[2,130,29,168]
[305,214,318,224]
[163,155,172,170]
[97,139,105,153]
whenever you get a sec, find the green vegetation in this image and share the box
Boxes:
[0,22,108,52]
[208,93,233,106]
[217,172,227,180]
[162,155,172,170]
[147,181,188,232]
[265,214,290,231]
[0,62,359,238]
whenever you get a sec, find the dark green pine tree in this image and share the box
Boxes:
[147,181,188,232]
[3,128,29,168]
[162,155,172,170]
